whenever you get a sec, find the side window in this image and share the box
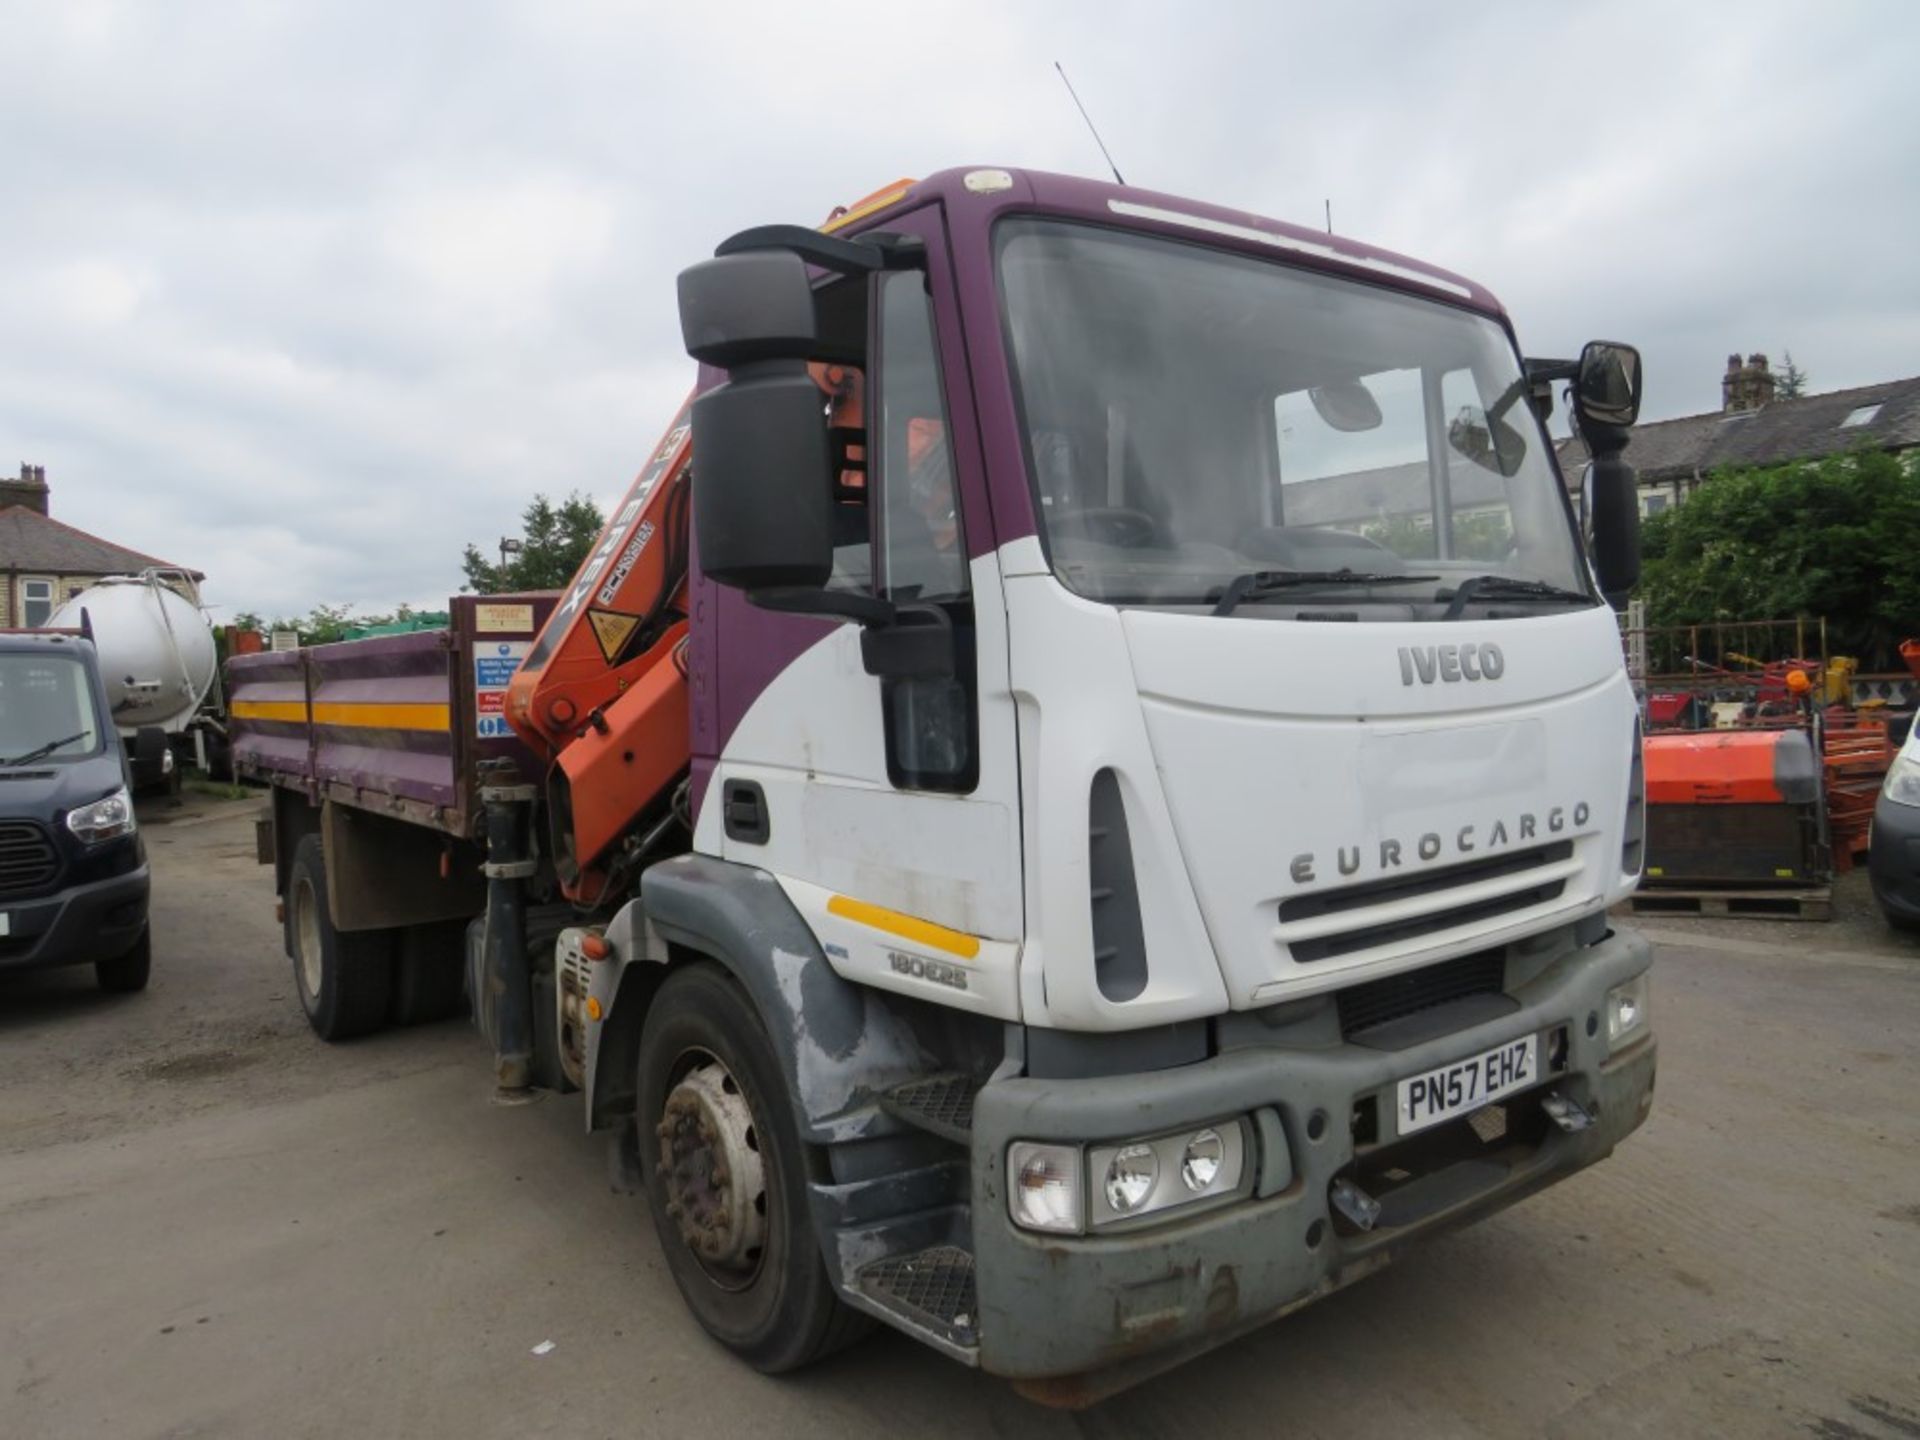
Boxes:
[876,275,968,603]
[21,579,53,628]
[873,270,976,793]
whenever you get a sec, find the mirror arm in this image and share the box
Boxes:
[748,585,897,629]
[715,225,926,276]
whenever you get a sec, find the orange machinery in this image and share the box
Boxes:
[503,402,695,905]
[1640,728,1828,888]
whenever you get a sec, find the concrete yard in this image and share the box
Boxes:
[3,795,1917,1440]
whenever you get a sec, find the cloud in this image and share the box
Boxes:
[0,0,1914,619]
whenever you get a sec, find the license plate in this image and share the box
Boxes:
[1397,1034,1537,1136]
[0,912,9,937]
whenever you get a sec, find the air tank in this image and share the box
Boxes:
[48,573,217,734]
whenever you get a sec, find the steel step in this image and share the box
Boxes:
[879,1073,978,1145]
[858,1244,978,1348]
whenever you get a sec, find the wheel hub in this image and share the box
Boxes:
[656,1060,767,1272]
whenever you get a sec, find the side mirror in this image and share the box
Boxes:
[678,251,836,592]
[1576,341,1642,428]
[1583,456,1640,603]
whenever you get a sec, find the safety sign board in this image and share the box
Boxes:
[474,640,530,738]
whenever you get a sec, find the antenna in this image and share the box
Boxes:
[1054,61,1125,186]
[1324,199,1332,234]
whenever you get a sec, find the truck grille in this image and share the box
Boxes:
[1279,841,1576,963]
[1337,950,1506,1038]
[0,821,59,896]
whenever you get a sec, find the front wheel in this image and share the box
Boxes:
[635,963,869,1372]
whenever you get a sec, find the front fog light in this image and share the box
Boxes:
[1008,1141,1082,1233]
[1103,1143,1158,1213]
[1181,1129,1224,1192]
[1606,973,1651,1045]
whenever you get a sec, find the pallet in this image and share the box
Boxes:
[1628,886,1832,921]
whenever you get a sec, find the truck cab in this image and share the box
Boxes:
[0,629,151,992]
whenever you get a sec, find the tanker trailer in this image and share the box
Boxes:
[48,570,218,793]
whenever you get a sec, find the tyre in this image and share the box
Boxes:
[284,833,395,1040]
[636,963,870,1372]
[96,927,152,993]
[390,919,469,1026]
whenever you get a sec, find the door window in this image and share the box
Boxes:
[873,271,976,792]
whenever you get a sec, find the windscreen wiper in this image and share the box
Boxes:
[0,732,89,767]
[1439,574,1595,620]
[1211,570,1438,618]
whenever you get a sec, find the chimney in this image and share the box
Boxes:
[1721,352,1775,413]
[0,463,49,515]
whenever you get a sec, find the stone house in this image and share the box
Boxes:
[0,464,203,627]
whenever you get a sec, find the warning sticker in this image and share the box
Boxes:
[474,640,530,739]
[475,602,535,634]
[588,609,640,664]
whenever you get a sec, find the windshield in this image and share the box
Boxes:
[996,219,1591,614]
[0,654,104,765]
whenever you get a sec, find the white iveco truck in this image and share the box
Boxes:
[241,167,1654,1405]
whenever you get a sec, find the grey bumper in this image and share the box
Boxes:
[0,865,150,974]
[969,927,1656,1394]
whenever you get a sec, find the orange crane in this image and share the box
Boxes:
[501,402,695,906]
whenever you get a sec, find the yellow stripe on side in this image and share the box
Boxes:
[826,895,981,960]
[232,699,451,731]
[311,702,451,731]
[230,699,307,723]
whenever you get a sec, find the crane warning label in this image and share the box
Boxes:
[473,640,529,738]
[587,609,640,664]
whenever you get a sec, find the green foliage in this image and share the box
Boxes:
[230,603,420,646]
[1637,448,1920,668]
[462,491,606,595]
[1775,351,1809,401]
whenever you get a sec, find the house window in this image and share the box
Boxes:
[20,579,53,628]
[1840,403,1882,429]
[1641,494,1670,516]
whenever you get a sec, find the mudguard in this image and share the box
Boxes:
[588,852,936,1146]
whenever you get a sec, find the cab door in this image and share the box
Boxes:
[701,205,1025,1019]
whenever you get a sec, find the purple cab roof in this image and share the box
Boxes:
[835,165,1507,319]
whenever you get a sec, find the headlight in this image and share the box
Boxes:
[1008,1122,1253,1234]
[1102,1144,1158,1214]
[1008,1142,1082,1234]
[66,787,136,844]
[1086,1121,1249,1229]
[1606,972,1651,1047]
[1883,748,1920,808]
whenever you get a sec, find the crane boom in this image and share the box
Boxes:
[504,399,694,902]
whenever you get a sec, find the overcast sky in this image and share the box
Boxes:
[1,1,1914,619]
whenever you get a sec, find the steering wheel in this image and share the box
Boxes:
[1058,506,1165,549]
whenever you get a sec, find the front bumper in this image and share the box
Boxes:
[0,866,150,974]
[969,925,1655,1395]
[1869,797,1920,922]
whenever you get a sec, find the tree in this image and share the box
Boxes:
[462,491,606,594]
[1637,447,1920,668]
[1775,351,1809,401]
